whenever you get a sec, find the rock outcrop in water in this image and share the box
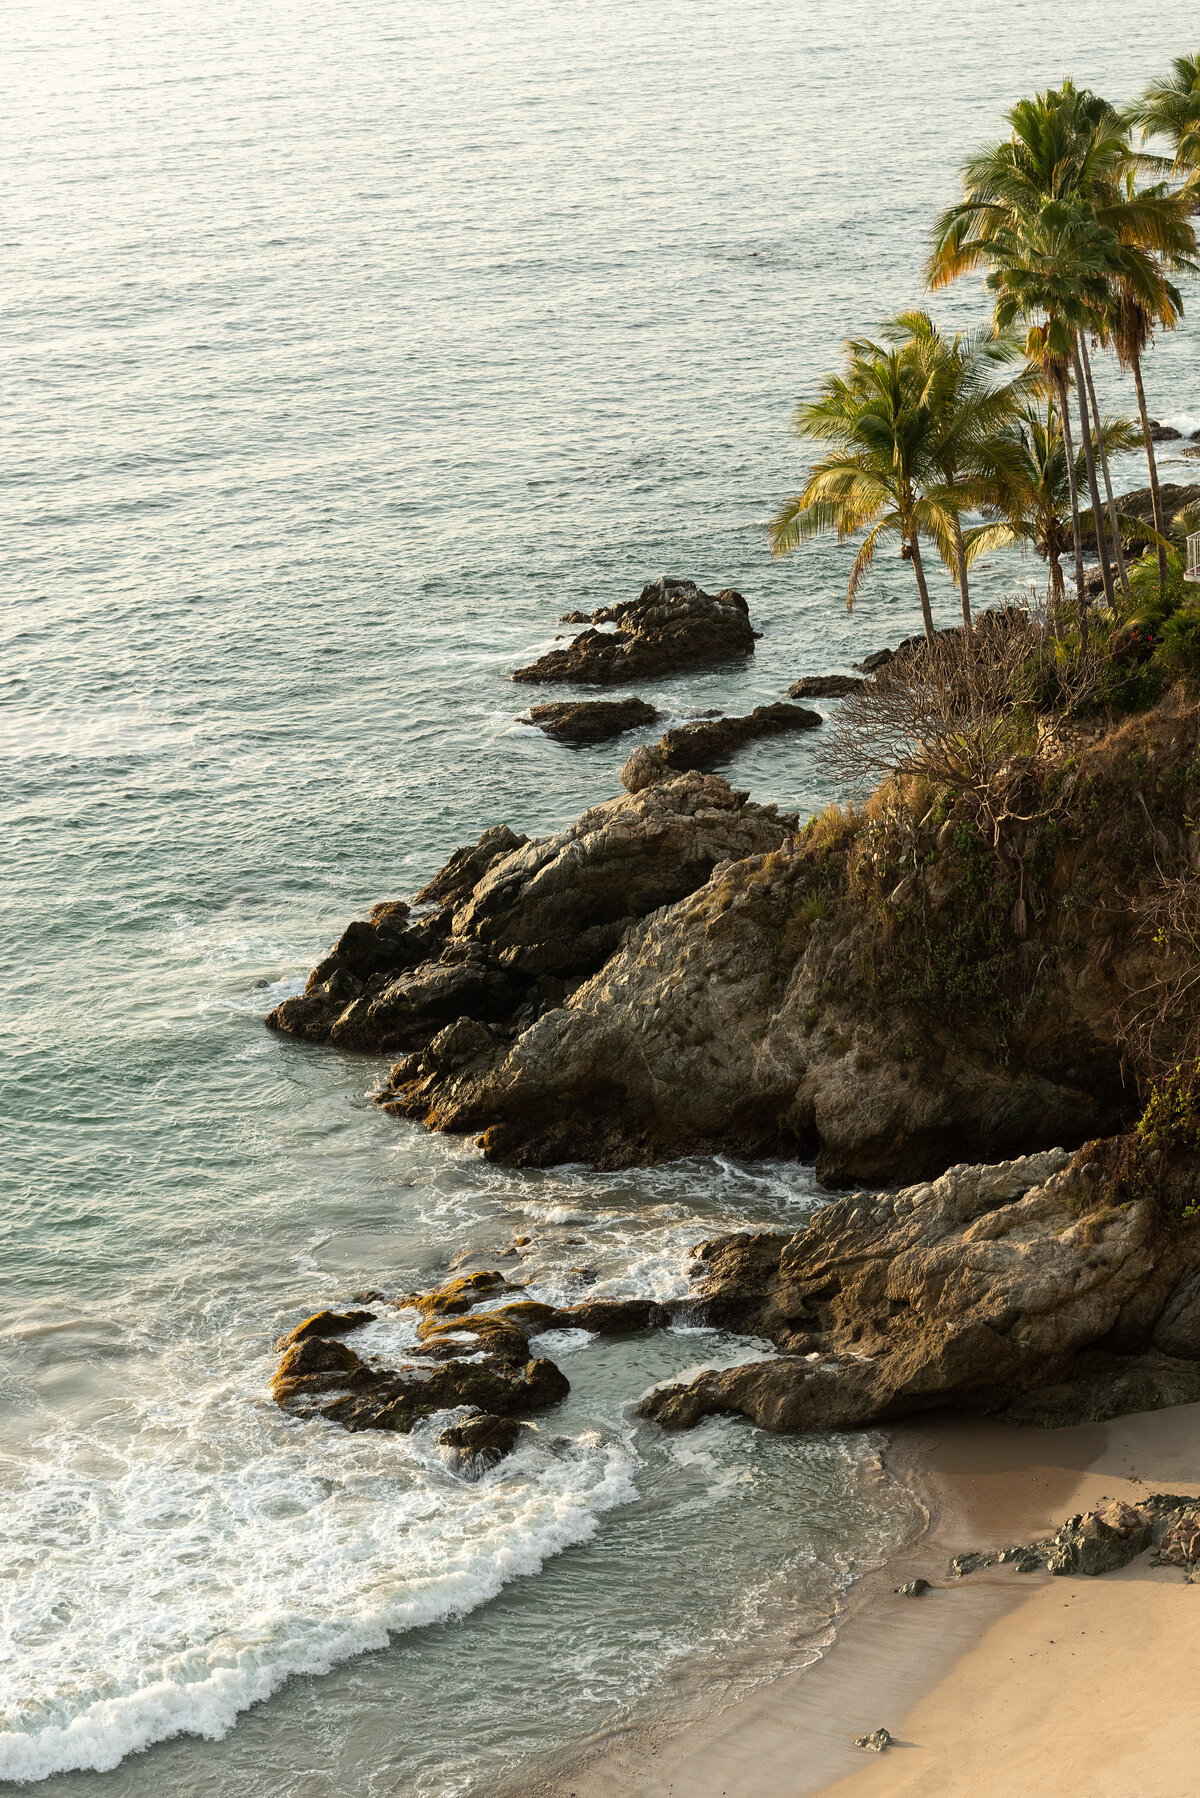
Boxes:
[511,577,758,684]
[267,774,795,1062]
[787,674,868,699]
[618,701,821,792]
[637,1149,1200,1434]
[269,1273,682,1468]
[271,695,1200,1186]
[525,697,662,743]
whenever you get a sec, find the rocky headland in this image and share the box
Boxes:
[511,576,759,684]
[271,691,1199,1187]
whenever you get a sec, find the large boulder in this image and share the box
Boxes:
[637,1151,1200,1434]
[511,578,758,685]
[526,698,662,743]
[268,775,795,1076]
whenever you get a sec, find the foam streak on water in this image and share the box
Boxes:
[2,0,1197,1791]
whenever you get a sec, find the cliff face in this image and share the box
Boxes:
[271,693,1200,1190]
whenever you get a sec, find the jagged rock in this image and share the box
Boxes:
[1044,1501,1151,1576]
[895,1578,931,1596]
[511,578,758,685]
[1147,420,1182,442]
[788,675,868,698]
[396,698,1200,1179]
[1154,1508,1200,1568]
[634,1150,1200,1435]
[267,775,792,1070]
[275,1309,375,1351]
[952,1493,1200,1580]
[438,1413,525,1470]
[526,698,662,743]
[619,703,821,791]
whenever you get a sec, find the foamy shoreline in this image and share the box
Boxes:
[519,1404,1200,1798]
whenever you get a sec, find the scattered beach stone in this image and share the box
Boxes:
[950,1551,989,1578]
[619,702,821,792]
[895,1578,931,1596]
[787,674,868,698]
[854,1728,892,1753]
[511,577,759,685]
[526,697,662,743]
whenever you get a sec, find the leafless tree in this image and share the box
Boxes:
[818,608,1099,850]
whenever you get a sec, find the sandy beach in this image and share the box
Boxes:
[521,1403,1200,1798]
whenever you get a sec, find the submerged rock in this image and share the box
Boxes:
[438,1412,525,1471]
[268,1291,570,1461]
[526,698,662,743]
[619,702,821,792]
[511,578,758,685]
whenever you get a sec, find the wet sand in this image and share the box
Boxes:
[519,1403,1200,1798]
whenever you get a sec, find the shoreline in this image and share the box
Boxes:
[515,1403,1200,1798]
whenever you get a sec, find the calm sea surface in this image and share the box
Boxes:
[3,1,1198,1791]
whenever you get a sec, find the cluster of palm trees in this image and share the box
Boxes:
[771,61,1200,655]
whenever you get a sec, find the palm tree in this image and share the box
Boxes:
[931,82,1197,607]
[1101,181,1196,596]
[966,398,1144,607]
[882,312,1029,629]
[769,336,954,642]
[1131,53,1200,181]
[927,85,1132,622]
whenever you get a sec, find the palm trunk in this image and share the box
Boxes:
[1048,542,1065,606]
[1054,366,1091,653]
[951,509,972,630]
[1079,337,1129,595]
[907,535,937,643]
[1129,345,1170,599]
[1071,340,1115,610]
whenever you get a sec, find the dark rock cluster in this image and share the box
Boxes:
[525,697,662,743]
[270,1273,677,1470]
[511,577,758,685]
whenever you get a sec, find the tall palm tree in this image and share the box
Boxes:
[946,195,1120,645]
[1100,179,1196,596]
[927,84,1133,621]
[882,312,1029,629]
[929,79,1198,614]
[1131,53,1200,182]
[966,398,1144,606]
[769,336,955,642]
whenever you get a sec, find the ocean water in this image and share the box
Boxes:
[3,0,1198,1791]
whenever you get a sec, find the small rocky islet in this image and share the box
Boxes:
[267,572,1200,1493]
